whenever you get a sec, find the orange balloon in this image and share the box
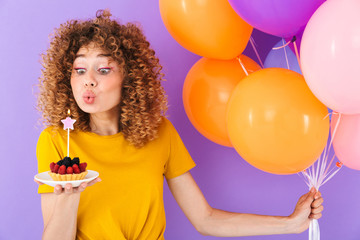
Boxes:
[159,0,253,60]
[226,68,329,174]
[183,55,261,147]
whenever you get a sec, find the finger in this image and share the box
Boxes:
[312,197,324,208]
[77,182,88,193]
[304,188,316,205]
[87,177,101,187]
[312,205,324,214]
[64,183,73,194]
[298,192,309,203]
[310,213,322,220]
[54,185,63,195]
[314,191,322,200]
[34,179,44,185]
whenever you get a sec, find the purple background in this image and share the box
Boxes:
[0,0,359,239]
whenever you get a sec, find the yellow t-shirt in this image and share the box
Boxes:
[36,117,196,240]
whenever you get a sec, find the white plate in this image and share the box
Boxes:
[34,170,99,188]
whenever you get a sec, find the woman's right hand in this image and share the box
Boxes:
[34,177,101,194]
[34,177,101,240]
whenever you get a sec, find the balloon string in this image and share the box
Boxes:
[272,39,291,50]
[292,38,302,72]
[250,37,264,68]
[329,112,341,146]
[282,38,290,70]
[300,110,343,240]
[273,36,302,73]
[237,56,249,76]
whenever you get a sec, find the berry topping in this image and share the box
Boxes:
[72,164,81,174]
[50,162,56,172]
[54,164,60,173]
[58,165,66,175]
[63,157,72,167]
[79,163,87,173]
[66,166,73,174]
[52,156,87,174]
[72,157,80,166]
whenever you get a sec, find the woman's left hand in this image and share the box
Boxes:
[288,187,324,234]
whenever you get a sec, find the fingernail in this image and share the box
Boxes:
[66,186,71,190]
[311,187,315,193]
[97,178,102,182]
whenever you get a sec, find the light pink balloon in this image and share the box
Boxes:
[301,0,360,114]
[331,114,360,170]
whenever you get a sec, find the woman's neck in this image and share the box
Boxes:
[89,107,120,136]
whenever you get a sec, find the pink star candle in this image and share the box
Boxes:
[61,109,76,157]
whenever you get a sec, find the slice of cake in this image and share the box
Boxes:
[48,157,88,181]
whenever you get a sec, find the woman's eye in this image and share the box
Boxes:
[99,68,111,74]
[74,68,86,74]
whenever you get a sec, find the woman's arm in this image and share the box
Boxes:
[41,189,80,240]
[36,178,100,240]
[166,172,323,237]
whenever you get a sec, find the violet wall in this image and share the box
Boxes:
[0,0,359,239]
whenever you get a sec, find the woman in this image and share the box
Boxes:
[35,9,324,240]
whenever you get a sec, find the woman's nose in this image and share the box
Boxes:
[84,72,97,87]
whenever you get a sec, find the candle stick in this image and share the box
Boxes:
[61,109,76,157]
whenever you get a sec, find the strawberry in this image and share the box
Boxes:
[72,164,81,174]
[58,165,66,175]
[66,166,73,174]
[50,162,55,172]
[54,164,60,173]
[79,163,87,173]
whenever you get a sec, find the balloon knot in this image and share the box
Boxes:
[336,162,343,168]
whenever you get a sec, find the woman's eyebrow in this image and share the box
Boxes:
[75,53,112,59]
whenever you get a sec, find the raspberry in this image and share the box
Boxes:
[50,162,56,172]
[72,164,81,174]
[54,164,60,173]
[58,165,66,175]
[79,163,87,173]
[66,166,73,174]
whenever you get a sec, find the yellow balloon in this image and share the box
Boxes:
[226,68,329,174]
[159,0,253,60]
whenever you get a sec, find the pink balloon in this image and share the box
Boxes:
[301,0,360,114]
[331,114,360,170]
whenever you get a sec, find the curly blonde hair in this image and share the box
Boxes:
[37,9,168,148]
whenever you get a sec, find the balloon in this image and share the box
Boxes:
[159,0,252,60]
[331,114,360,170]
[183,55,261,147]
[301,0,360,114]
[226,68,329,174]
[264,39,302,74]
[228,0,324,38]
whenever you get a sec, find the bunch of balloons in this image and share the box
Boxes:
[159,0,360,174]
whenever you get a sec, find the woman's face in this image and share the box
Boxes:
[70,43,123,115]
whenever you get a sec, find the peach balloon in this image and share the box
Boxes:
[227,68,329,174]
[331,113,360,170]
[183,55,261,147]
[159,0,253,60]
